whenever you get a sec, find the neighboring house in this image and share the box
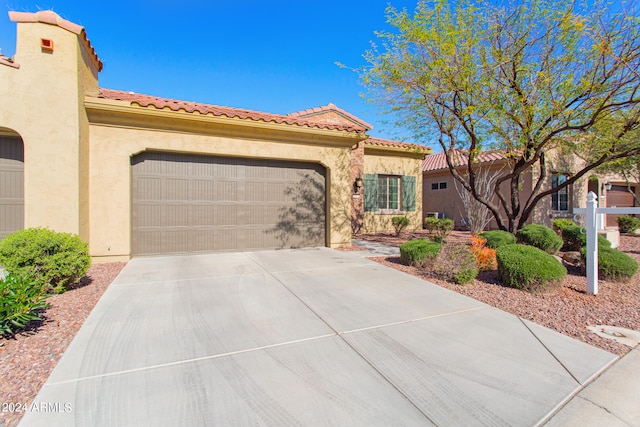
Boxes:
[0,10,429,261]
[422,149,639,230]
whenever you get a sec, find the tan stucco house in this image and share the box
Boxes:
[422,149,639,230]
[0,11,429,262]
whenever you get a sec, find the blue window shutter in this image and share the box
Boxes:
[364,174,378,212]
[402,175,416,211]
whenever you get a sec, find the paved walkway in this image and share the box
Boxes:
[20,248,619,426]
[352,239,400,257]
[352,240,640,426]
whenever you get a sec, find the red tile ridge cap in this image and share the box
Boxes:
[422,148,508,172]
[364,137,428,151]
[97,89,366,133]
[288,103,373,130]
[9,10,103,72]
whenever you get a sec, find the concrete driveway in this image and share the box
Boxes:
[20,248,616,426]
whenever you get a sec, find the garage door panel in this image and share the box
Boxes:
[132,152,326,255]
[135,205,162,227]
[166,179,189,201]
[164,230,190,253]
[165,205,189,227]
[0,137,24,240]
[136,177,162,201]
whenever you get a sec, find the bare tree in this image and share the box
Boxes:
[454,162,503,234]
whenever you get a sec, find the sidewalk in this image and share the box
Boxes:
[351,239,400,257]
[353,239,640,426]
[545,345,640,426]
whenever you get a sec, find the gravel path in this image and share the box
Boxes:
[0,262,126,427]
[360,230,640,357]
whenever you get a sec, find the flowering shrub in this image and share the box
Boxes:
[470,235,497,271]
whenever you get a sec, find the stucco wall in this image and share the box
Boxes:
[87,109,356,261]
[423,163,535,231]
[0,18,98,240]
[421,150,627,231]
[362,151,423,233]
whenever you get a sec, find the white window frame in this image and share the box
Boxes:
[378,175,401,211]
[552,173,570,212]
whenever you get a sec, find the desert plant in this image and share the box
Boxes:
[424,217,454,242]
[516,224,563,254]
[454,164,502,234]
[561,225,612,251]
[496,244,567,293]
[399,239,441,267]
[479,230,516,249]
[434,243,479,284]
[391,216,410,237]
[0,228,91,294]
[617,215,640,234]
[552,219,577,234]
[0,273,49,337]
[580,246,639,282]
[470,235,497,271]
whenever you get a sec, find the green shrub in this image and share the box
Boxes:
[561,225,612,251]
[552,219,577,233]
[434,243,479,284]
[479,230,516,249]
[516,224,563,254]
[617,216,640,234]
[0,228,91,294]
[580,246,638,282]
[399,239,441,267]
[496,244,567,293]
[391,216,410,237]
[0,273,49,337]
[424,217,454,241]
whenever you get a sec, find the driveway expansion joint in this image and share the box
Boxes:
[339,306,487,335]
[44,333,338,387]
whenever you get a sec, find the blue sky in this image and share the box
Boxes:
[0,0,423,144]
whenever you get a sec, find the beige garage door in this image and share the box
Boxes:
[0,137,24,240]
[131,152,326,256]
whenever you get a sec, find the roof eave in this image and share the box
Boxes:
[85,97,367,145]
[364,144,430,159]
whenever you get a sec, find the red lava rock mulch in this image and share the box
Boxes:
[358,230,640,357]
[0,262,126,427]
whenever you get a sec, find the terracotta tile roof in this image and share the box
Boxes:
[0,53,18,69]
[365,137,428,151]
[288,103,373,131]
[422,149,508,172]
[97,89,367,133]
[9,10,103,71]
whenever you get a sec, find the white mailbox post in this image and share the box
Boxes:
[574,191,640,295]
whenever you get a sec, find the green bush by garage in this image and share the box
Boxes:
[516,224,563,254]
[400,239,441,268]
[0,227,91,294]
[434,243,479,284]
[0,273,49,337]
[561,225,612,251]
[496,244,567,293]
[618,216,640,234]
[479,230,516,249]
[580,246,638,282]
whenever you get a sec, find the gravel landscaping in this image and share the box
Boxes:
[0,262,126,427]
[358,230,640,357]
